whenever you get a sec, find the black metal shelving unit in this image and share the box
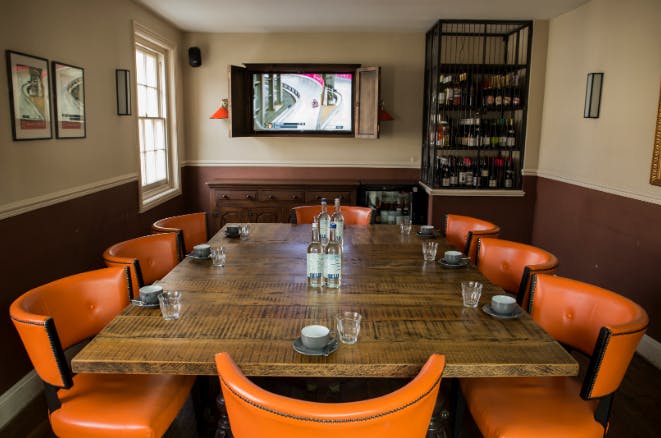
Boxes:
[421,20,533,191]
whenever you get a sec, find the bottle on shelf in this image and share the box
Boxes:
[449,156,459,187]
[463,157,473,187]
[494,75,503,108]
[504,157,514,188]
[488,158,499,188]
[331,198,345,247]
[506,119,516,148]
[498,119,508,148]
[306,222,323,288]
[324,223,342,288]
[480,157,489,188]
[316,198,330,246]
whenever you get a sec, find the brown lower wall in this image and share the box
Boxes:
[428,175,537,244]
[0,181,184,393]
[532,177,660,340]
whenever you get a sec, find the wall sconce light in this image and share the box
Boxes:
[115,69,131,116]
[584,72,603,118]
[210,99,229,119]
[379,100,394,121]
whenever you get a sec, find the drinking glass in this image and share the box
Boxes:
[336,311,362,344]
[400,217,412,234]
[461,281,483,308]
[158,291,182,320]
[240,224,251,240]
[210,246,226,267]
[422,241,438,261]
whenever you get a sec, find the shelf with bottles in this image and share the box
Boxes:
[432,150,521,190]
[430,114,522,152]
[433,70,527,112]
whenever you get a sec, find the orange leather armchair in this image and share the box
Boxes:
[475,237,558,307]
[443,214,500,263]
[9,267,195,437]
[103,233,181,293]
[457,274,648,438]
[291,205,375,225]
[152,212,208,258]
[215,352,445,437]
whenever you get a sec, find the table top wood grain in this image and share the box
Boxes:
[72,223,578,378]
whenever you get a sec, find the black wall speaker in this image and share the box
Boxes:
[188,47,202,67]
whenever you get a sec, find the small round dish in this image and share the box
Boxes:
[293,337,339,357]
[416,231,437,238]
[185,253,212,261]
[131,299,159,309]
[482,303,523,319]
[439,258,468,268]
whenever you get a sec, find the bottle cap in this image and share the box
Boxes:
[330,223,337,229]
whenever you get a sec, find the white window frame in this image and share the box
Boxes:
[133,22,180,211]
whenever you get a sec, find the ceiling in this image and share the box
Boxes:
[134,0,590,33]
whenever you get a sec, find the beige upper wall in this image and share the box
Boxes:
[182,32,424,168]
[0,0,183,208]
[538,0,661,202]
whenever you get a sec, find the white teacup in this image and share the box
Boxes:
[192,243,211,257]
[300,325,333,350]
[444,250,464,264]
[491,295,516,314]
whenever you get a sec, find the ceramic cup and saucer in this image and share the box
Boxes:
[482,295,523,319]
[439,250,468,268]
[186,244,212,260]
[224,225,240,238]
[293,324,339,356]
[416,225,436,238]
[132,284,163,308]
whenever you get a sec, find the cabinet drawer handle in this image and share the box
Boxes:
[291,195,299,200]
[268,195,275,200]
[245,194,254,200]
[222,195,229,199]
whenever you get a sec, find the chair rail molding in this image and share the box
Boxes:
[0,173,138,221]
[182,160,419,168]
[0,370,41,429]
[638,335,661,370]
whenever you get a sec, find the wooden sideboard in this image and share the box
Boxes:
[206,180,359,234]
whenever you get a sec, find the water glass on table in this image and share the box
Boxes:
[158,291,182,320]
[461,281,483,308]
[400,217,412,234]
[240,224,251,240]
[210,246,226,267]
[336,311,362,344]
[422,241,438,261]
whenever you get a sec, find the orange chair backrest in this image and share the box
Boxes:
[215,352,445,438]
[152,212,207,255]
[529,274,648,399]
[476,237,558,306]
[292,205,374,225]
[9,267,131,389]
[444,214,500,263]
[103,233,180,292]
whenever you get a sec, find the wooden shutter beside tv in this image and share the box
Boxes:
[355,66,381,139]
[229,65,250,137]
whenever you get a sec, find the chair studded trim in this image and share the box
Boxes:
[219,374,443,424]
[122,266,134,301]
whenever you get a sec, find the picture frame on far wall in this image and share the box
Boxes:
[5,50,52,140]
[52,61,85,138]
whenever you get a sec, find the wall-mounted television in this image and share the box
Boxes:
[252,72,353,133]
[228,63,380,138]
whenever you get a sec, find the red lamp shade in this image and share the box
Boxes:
[210,99,229,119]
[379,108,394,121]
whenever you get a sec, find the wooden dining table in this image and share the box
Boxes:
[72,223,578,379]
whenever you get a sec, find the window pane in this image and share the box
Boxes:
[136,51,145,84]
[144,119,154,152]
[154,119,165,150]
[145,55,157,87]
[138,120,145,152]
[137,85,147,116]
[145,150,155,184]
[155,149,166,181]
[146,87,159,117]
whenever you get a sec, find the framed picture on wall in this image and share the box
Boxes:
[52,61,86,138]
[5,50,52,140]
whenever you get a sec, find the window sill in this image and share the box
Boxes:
[139,186,182,213]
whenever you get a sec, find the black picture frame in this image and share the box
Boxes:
[52,61,86,138]
[584,72,604,118]
[5,50,52,140]
[116,69,131,116]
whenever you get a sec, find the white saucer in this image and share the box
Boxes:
[131,299,159,309]
[439,258,468,268]
[185,253,211,260]
[416,231,437,238]
[482,303,523,319]
[292,337,339,356]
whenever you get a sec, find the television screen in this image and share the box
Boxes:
[252,72,353,133]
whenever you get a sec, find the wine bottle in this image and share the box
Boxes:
[324,223,342,288]
[316,198,330,246]
[331,198,345,247]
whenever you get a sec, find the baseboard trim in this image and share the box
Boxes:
[0,371,42,429]
[638,334,661,370]
[0,173,138,221]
